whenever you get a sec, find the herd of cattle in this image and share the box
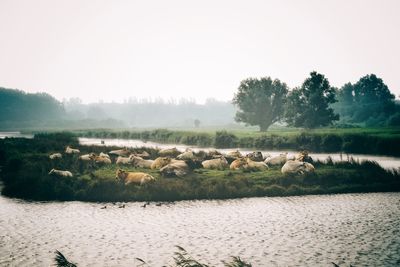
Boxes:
[48,146,315,185]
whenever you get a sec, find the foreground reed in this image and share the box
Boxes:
[53,247,353,267]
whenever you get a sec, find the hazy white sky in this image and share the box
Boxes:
[0,0,399,103]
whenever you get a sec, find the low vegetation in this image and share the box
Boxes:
[1,133,399,202]
[54,246,252,267]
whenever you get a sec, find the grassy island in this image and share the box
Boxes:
[1,133,399,202]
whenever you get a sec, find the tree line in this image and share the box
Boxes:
[233,72,400,131]
[1,72,399,130]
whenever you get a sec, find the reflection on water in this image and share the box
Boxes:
[0,132,33,139]
[79,137,400,170]
[1,193,400,266]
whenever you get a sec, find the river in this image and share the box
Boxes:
[1,193,400,266]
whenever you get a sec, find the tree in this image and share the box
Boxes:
[285,71,339,128]
[194,119,200,128]
[232,77,288,131]
[352,74,395,123]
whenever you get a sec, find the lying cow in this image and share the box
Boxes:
[207,149,223,159]
[225,150,243,162]
[295,150,312,162]
[79,153,96,161]
[245,158,269,171]
[94,156,112,164]
[158,147,180,157]
[65,146,80,154]
[230,157,247,170]
[116,156,132,165]
[176,150,196,161]
[160,160,190,177]
[281,160,315,175]
[246,151,264,162]
[129,155,154,169]
[151,157,177,169]
[48,168,73,177]
[202,156,229,170]
[115,169,155,185]
[99,152,110,159]
[109,148,131,157]
[265,153,288,166]
[49,153,62,160]
[133,151,151,159]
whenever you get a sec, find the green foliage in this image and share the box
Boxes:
[333,74,397,126]
[233,77,288,131]
[285,71,339,128]
[214,131,238,148]
[0,87,65,124]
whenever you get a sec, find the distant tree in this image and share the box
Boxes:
[194,119,200,128]
[352,74,395,122]
[0,87,64,122]
[232,77,288,131]
[285,71,339,128]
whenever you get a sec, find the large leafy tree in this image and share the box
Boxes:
[333,74,396,125]
[285,71,339,128]
[232,77,288,131]
[352,74,395,122]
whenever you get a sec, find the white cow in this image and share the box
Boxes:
[65,146,80,154]
[48,169,73,177]
[281,160,315,175]
[49,153,62,160]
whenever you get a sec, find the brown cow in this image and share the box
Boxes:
[115,169,155,185]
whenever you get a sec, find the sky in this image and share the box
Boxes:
[0,0,399,104]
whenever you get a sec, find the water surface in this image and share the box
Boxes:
[1,193,400,266]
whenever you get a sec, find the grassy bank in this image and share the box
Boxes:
[70,127,400,156]
[1,133,399,202]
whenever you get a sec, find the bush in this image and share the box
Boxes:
[214,131,238,148]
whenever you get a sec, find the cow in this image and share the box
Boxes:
[246,151,264,162]
[116,156,132,165]
[79,153,96,161]
[65,146,80,154]
[244,157,269,171]
[133,151,151,159]
[281,160,315,175]
[160,160,190,177]
[94,156,112,164]
[201,156,229,170]
[49,153,62,160]
[48,169,73,177]
[158,147,180,157]
[109,148,131,157]
[207,149,223,159]
[226,150,242,159]
[230,157,247,170]
[99,152,110,159]
[295,150,313,163]
[129,155,154,169]
[177,150,196,161]
[115,169,155,185]
[151,157,175,169]
[265,153,288,166]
